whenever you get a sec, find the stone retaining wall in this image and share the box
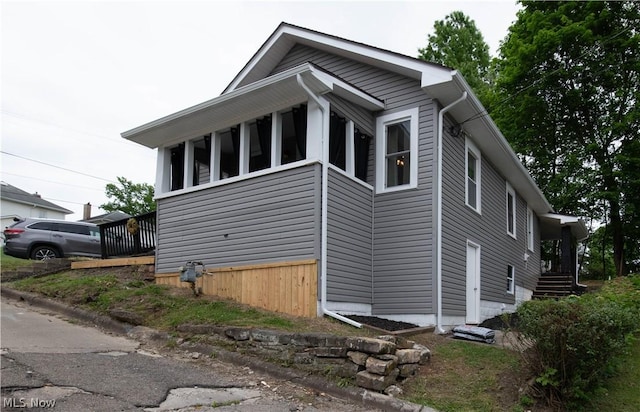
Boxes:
[177,325,431,394]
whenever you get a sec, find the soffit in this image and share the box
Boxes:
[122,63,383,149]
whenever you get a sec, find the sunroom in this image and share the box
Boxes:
[123,63,384,195]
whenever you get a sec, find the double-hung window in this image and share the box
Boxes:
[465,138,481,213]
[375,108,419,193]
[507,265,515,295]
[506,182,516,238]
[526,207,535,251]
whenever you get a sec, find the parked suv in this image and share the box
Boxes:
[3,218,101,260]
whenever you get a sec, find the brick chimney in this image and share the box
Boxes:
[83,202,92,220]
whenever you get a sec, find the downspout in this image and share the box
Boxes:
[296,73,362,329]
[436,91,467,334]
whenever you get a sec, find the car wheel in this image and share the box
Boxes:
[31,246,60,261]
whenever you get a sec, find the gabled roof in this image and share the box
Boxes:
[224,23,555,215]
[123,22,557,216]
[0,181,73,214]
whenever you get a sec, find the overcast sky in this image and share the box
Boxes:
[1,0,520,221]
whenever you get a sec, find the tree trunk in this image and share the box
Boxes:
[609,199,626,276]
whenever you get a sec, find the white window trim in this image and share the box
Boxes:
[526,206,535,251]
[465,137,481,214]
[375,107,419,193]
[507,265,515,295]
[506,182,517,239]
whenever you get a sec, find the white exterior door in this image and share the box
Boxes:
[466,241,481,324]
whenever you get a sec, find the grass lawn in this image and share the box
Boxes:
[6,268,640,411]
[0,247,32,271]
[583,336,640,412]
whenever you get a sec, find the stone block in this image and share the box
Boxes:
[345,337,396,355]
[398,363,420,378]
[366,356,398,375]
[225,327,250,341]
[290,333,333,347]
[412,344,432,364]
[396,337,415,349]
[356,369,399,391]
[293,352,315,365]
[310,347,347,358]
[329,361,361,378]
[347,351,369,366]
[108,309,143,325]
[250,329,282,345]
[396,349,422,364]
[384,384,403,397]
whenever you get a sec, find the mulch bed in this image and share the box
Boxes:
[478,313,521,331]
[343,315,420,332]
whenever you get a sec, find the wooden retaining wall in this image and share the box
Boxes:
[155,259,318,318]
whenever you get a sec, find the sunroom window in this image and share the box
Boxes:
[354,128,371,182]
[218,126,240,179]
[280,105,307,165]
[170,143,185,191]
[248,115,272,172]
[329,111,346,170]
[192,135,211,186]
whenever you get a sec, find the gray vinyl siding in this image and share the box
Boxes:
[326,94,375,136]
[372,102,436,315]
[326,168,373,303]
[440,125,541,316]
[155,164,321,273]
[273,43,436,315]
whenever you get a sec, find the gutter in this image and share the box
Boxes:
[296,73,363,329]
[435,91,467,334]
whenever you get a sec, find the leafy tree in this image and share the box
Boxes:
[418,11,494,106]
[494,1,640,276]
[101,177,155,216]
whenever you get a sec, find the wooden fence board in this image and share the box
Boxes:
[154,260,318,317]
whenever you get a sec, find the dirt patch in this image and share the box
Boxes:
[342,315,419,332]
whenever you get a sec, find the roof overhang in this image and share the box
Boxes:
[423,72,555,215]
[122,63,384,149]
[540,213,590,241]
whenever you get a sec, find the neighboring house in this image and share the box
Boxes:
[123,23,587,330]
[1,181,72,231]
[81,211,131,225]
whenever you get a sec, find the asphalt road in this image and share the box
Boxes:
[0,298,380,412]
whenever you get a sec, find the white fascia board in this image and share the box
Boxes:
[122,63,316,142]
[226,23,450,94]
[435,72,554,215]
[541,213,589,241]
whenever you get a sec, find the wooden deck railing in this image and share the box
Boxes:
[99,211,156,259]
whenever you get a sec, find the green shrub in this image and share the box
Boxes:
[514,282,639,409]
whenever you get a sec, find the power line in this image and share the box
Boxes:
[1,109,155,155]
[1,171,105,192]
[1,150,117,183]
